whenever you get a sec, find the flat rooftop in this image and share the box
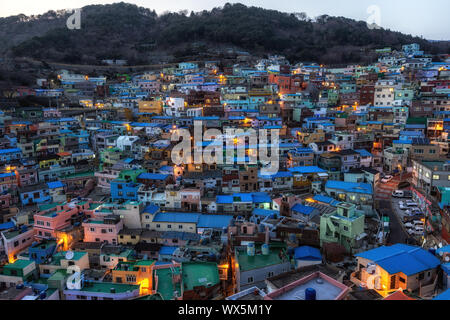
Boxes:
[181,262,220,291]
[265,272,349,301]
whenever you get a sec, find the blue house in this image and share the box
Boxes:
[0,148,22,164]
[19,183,51,206]
[111,180,141,201]
[158,246,178,261]
[325,180,374,215]
[28,240,58,264]
[291,203,320,223]
[294,246,322,268]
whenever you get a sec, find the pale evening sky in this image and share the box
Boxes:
[0,0,448,40]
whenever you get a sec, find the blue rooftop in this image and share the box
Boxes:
[159,246,177,255]
[291,203,317,216]
[294,246,322,261]
[137,173,170,180]
[143,204,159,215]
[197,215,233,229]
[326,180,373,194]
[313,195,342,207]
[433,288,450,300]
[355,244,441,276]
[0,172,16,179]
[47,181,64,189]
[355,149,373,158]
[152,212,200,224]
[252,208,279,217]
[0,148,21,154]
[288,166,327,174]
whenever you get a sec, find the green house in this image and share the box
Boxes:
[320,202,365,253]
[2,259,36,282]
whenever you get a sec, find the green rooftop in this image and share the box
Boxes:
[134,260,155,266]
[89,203,102,210]
[236,246,288,272]
[181,262,220,291]
[73,282,139,294]
[4,259,34,270]
[154,267,181,300]
[61,171,94,179]
[48,269,68,282]
[38,203,62,211]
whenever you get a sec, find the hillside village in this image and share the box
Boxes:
[0,43,449,301]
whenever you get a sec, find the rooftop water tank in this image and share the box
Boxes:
[247,242,255,256]
[262,243,270,256]
[305,288,316,301]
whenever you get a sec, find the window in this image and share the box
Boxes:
[433,175,440,180]
[126,275,136,282]
[178,225,183,229]
[247,277,254,283]
[167,224,172,229]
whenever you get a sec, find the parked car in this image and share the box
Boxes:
[397,181,411,189]
[381,175,393,183]
[392,190,413,198]
[403,214,425,223]
[404,222,414,228]
[405,200,418,207]
[392,190,405,198]
[399,201,408,210]
[406,208,422,216]
[402,190,413,198]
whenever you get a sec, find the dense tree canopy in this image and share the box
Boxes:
[3,2,449,65]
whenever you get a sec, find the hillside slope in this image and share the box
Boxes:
[3,2,449,65]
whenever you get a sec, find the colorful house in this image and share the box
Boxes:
[351,244,440,297]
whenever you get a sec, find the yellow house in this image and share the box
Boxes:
[296,130,325,145]
[138,101,163,115]
[118,229,142,246]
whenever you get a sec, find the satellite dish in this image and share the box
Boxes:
[445,256,450,263]
[65,251,74,260]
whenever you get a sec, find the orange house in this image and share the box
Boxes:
[112,260,155,295]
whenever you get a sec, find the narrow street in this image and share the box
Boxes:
[379,199,408,244]
[375,173,412,244]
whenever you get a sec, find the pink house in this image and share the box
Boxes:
[264,272,350,301]
[34,200,96,239]
[180,188,201,212]
[1,225,35,263]
[83,215,123,245]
